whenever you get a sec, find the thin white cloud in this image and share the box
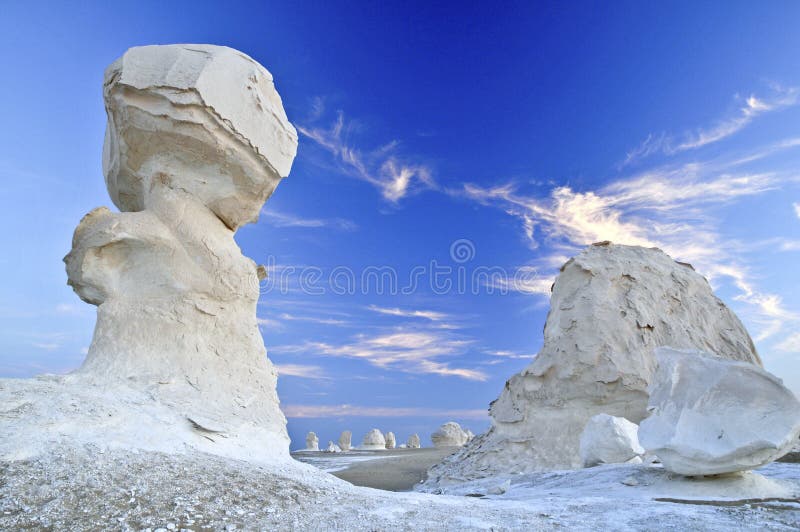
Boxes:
[775,332,800,353]
[260,208,357,231]
[624,86,800,165]
[367,305,449,321]
[282,404,487,419]
[273,329,486,381]
[274,363,328,379]
[485,349,536,360]
[257,317,284,331]
[277,313,348,326]
[32,343,59,351]
[298,110,434,202]
[794,202,800,219]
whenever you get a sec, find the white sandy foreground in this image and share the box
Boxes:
[1,444,798,531]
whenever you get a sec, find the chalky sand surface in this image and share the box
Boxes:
[1,45,799,530]
[425,243,762,485]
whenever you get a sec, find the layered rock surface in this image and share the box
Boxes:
[640,347,800,475]
[385,432,396,449]
[425,243,761,484]
[1,44,297,462]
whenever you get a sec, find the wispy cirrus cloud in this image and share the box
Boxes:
[624,85,800,166]
[282,403,487,419]
[794,202,800,219]
[367,305,450,322]
[260,208,357,231]
[274,363,329,379]
[273,328,486,381]
[298,106,434,202]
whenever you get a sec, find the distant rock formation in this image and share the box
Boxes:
[361,429,387,450]
[425,243,761,484]
[339,431,352,452]
[324,441,342,453]
[640,347,800,475]
[1,44,297,463]
[431,422,471,448]
[385,432,396,449]
[407,434,421,449]
[579,414,644,467]
[305,432,319,452]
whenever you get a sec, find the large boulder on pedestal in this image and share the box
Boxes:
[639,347,800,475]
[424,243,761,486]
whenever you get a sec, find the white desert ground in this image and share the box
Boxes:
[1,43,800,531]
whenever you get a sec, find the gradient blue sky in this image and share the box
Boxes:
[2,1,800,449]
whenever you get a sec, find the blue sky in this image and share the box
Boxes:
[2,1,800,449]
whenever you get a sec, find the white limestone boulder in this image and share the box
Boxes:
[102,44,297,230]
[305,432,319,452]
[579,414,644,467]
[639,347,800,476]
[431,422,470,448]
[324,441,342,453]
[361,429,387,450]
[339,430,352,452]
[385,432,396,449]
[407,434,421,449]
[425,243,761,485]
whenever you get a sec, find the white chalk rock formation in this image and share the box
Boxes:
[431,422,470,448]
[339,430,352,452]
[385,432,396,449]
[465,429,475,442]
[325,441,342,453]
[0,44,298,463]
[425,243,761,484]
[579,414,644,467]
[408,434,421,449]
[361,429,387,450]
[305,432,319,452]
[639,347,800,475]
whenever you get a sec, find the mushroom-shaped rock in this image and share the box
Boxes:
[407,434,421,449]
[431,422,470,448]
[424,244,762,486]
[639,347,800,475]
[361,429,387,450]
[48,44,298,463]
[579,414,644,467]
[338,430,352,452]
[305,432,319,452]
[385,432,396,449]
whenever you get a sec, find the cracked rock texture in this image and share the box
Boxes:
[425,243,761,485]
[1,44,297,463]
[640,347,800,475]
